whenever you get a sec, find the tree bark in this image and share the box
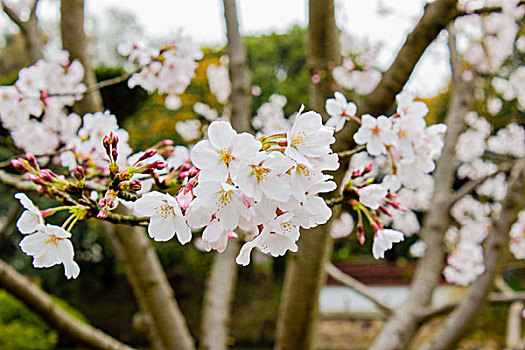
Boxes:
[106,222,195,350]
[2,0,44,62]
[275,3,340,349]
[0,258,135,350]
[422,161,525,350]
[369,26,470,350]
[60,0,103,113]
[223,0,252,134]
[200,241,240,350]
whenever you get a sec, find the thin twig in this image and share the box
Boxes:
[325,262,393,315]
[337,145,365,159]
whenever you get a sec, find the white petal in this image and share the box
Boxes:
[148,216,176,242]
[174,216,192,245]
[64,260,80,279]
[208,121,236,150]
[17,211,42,234]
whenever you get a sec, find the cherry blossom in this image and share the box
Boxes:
[19,224,80,279]
[133,191,191,244]
[353,115,395,156]
[325,91,357,132]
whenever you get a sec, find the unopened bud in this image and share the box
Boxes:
[103,135,111,153]
[138,149,157,162]
[364,162,373,173]
[110,131,119,148]
[147,160,168,170]
[39,169,57,182]
[112,148,118,162]
[154,139,174,148]
[73,166,85,180]
[27,174,47,186]
[379,205,393,217]
[357,225,365,245]
[97,209,109,219]
[351,169,363,179]
[11,158,29,172]
[25,152,39,170]
[129,180,142,191]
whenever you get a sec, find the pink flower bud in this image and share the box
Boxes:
[357,225,365,245]
[11,158,29,172]
[27,174,47,186]
[129,180,142,191]
[176,188,193,210]
[147,160,168,170]
[39,169,57,182]
[73,166,85,180]
[25,152,38,170]
[109,131,119,148]
[138,149,158,162]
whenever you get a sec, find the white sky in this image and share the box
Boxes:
[3,0,451,97]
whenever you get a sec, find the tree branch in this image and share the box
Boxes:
[325,262,393,315]
[418,292,525,321]
[0,258,136,350]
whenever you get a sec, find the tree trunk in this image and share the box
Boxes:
[107,222,195,350]
[274,1,340,349]
[200,241,240,350]
[60,0,103,113]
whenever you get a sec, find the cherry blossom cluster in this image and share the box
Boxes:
[119,36,203,110]
[130,107,339,265]
[509,210,525,260]
[332,32,382,95]
[0,48,86,154]
[251,94,291,135]
[323,90,447,258]
[455,0,524,74]
[207,57,231,105]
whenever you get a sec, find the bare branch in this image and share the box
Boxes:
[0,258,136,350]
[418,292,525,321]
[337,145,365,159]
[325,262,393,315]
[454,0,525,17]
[1,2,26,30]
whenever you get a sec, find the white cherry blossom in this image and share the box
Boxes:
[353,115,395,156]
[19,224,80,279]
[133,191,191,244]
[325,91,357,132]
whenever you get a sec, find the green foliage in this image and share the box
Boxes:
[245,26,309,115]
[0,290,58,350]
